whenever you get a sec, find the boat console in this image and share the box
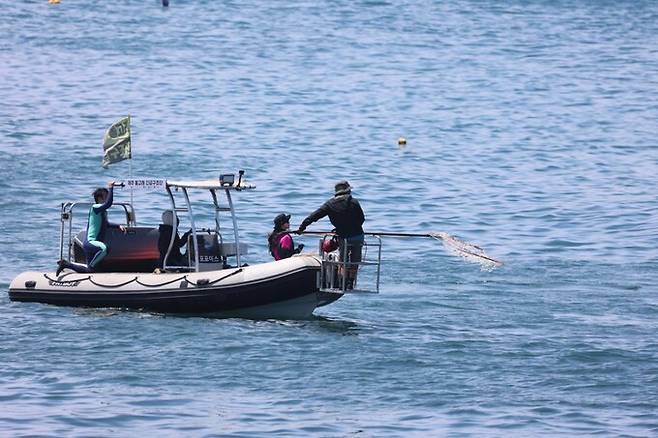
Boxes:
[59,176,255,274]
[187,231,248,272]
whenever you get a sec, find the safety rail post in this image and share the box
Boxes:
[209,189,224,246]
[164,185,196,272]
[59,203,66,261]
[67,204,74,261]
[225,189,241,267]
[375,236,382,292]
[181,187,199,272]
[318,234,381,294]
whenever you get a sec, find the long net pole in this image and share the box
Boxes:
[297,229,502,268]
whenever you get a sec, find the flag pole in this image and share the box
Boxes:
[101,114,134,222]
[128,114,134,216]
[129,156,134,208]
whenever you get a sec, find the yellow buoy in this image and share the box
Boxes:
[398,136,407,146]
[48,0,60,4]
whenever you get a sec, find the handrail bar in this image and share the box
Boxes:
[318,235,382,294]
[60,201,136,262]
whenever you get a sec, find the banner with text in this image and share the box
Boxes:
[120,178,166,192]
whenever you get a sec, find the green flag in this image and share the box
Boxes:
[102,116,131,168]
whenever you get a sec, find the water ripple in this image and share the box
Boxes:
[2,0,658,436]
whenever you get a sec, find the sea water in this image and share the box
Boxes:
[1,1,658,435]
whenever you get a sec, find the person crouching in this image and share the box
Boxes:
[268,213,304,261]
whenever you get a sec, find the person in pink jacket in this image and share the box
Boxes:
[268,213,304,261]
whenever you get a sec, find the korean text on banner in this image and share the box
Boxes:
[123,178,166,192]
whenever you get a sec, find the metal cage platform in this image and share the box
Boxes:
[317,234,382,294]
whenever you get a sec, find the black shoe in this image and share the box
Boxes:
[345,279,354,290]
[56,260,66,276]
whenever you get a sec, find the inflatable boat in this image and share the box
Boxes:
[9,256,343,319]
[7,173,371,319]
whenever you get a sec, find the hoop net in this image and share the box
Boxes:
[429,232,503,271]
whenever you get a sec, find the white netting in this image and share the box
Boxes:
[429,232,502,271]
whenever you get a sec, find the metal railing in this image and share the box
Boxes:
[60,201,135,261]
[317,234,382,294]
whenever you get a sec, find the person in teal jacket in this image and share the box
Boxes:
[57,181,125,274]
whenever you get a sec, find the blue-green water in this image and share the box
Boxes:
[2,1,658,435]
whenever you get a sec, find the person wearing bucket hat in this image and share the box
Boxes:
[296,180,365,288]
[334,180,351,196]
[268,213,304,261]
[297,181,365,239]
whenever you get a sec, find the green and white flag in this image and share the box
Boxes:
[102,116,131,168]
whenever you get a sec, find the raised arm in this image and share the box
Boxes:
[92,184,114,213]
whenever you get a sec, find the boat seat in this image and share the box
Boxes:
[73,227,160,272]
